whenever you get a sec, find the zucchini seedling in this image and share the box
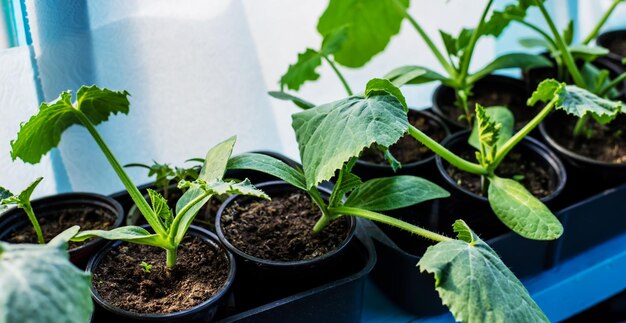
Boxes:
[124,160,199,200]
[10,86,268,268]
[0,177,45,244]
[229,79,549,322]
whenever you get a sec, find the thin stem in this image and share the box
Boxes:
[573,114,589,138]
[330,206,451,242]
[582,0,622,45]
[392,0,456,77]
[458,0,494,84]
[599,72,626,97]
[492,98,557,169]
[73,111,166,236]
[166,248,177,268]
[310,187,333,233]
[23,204,44,244]
[535,0,587,88]
[407,125,488,175]
[322,55,353,96]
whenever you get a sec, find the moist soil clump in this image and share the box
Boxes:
[447,151,556,198]
[8,207,115,249]
[360,111,446,164]
[551,116,626,163]
[221,191,349,261]
[93,236,229,314]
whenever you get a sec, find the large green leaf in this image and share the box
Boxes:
[488,176,562,240]
[344,176,449,211]
[11,86,130,164]
[227,153,307,190]
[557,85,622,124]
[469,106,513,152]
[317,0,408,67]
[0,241,93,323]
[292,91,408,188]
[268,91,315,110]
[280,49,322,91]
[384,65,449,87]
[418,220,549,323]
[469,53,552,83]
[72,226,166,247]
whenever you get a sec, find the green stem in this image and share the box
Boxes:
[407,125,488,175]
[329,206,451,242]
[492,97,557,169]
[573,114,589,138]
[599,71,626,97]
[322,55,353,96]
[458,0,494,84]
[535,0,586,88]
[23,204,44,244]
[168,190,212,243]
[73,111,167,236]
[166,248,177,268]
[582,0,622,45]
[392,0,456,77]
[310,187,333,233]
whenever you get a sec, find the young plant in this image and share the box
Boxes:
[125,160,199,199]
[140,261,153,273]
[0,226,93,322]
[228,79,549,321]
[0,177,45,244]
[512,0,626,137]
[10,86,268,268]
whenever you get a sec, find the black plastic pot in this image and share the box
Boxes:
[539,112,626,203]
[215,181,357,310]
[432,75,534,131]
[597,29,626,64]
[0,192,123,268]
[89,225,236,323]
[435,130,567,239]
[352,108,450,183]
[215,218,376,323]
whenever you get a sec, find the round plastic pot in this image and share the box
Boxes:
[0,192,123,268]
[435,130,567,239]
[352,108,450,183]
[215,181,357,310]
[539,112,626,203]
[88,225,236,323]
[432,74,531,131]
[597,29,626,64]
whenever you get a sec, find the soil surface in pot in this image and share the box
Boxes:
[550,116,626,163]
[446,151,556,198]
[221,191,349,261]
[441,87,535,130]
[7,207,115,249]
[93,236,229,314]
[360,111,446,164]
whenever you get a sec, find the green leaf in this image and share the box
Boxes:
[563,20,574,46]
[320,26,349,55]
[470,104,507,168]
[469,106,513,152]
[317,0,408,67]
[0,242,93,323]
[483,2,535,37]
[440,30,458,56]
[527,79,562,106]
[384,65,449,87]
[344,176,449,211]
[227,153,307,190]
[488,176,562,240]
[452,219,478,245]
[329,165,362,207]
[569,45,610,62]
[72,226,167,247]
[0,186,12,201]
[556,85,622,123]
[418,221,549,323]
[11,86,130,164]
[518,37,550,49]
[292,92,408,188]
[470,53,552,83]
[148,189,173,231]
[280,48,322,91]
[198,136,236,183]
[268,91,315,110]
[204,179,269,199]
[365,78,407,111]
[48,226,80,249]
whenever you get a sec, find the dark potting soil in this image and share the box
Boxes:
[93,236,229,314]
[7,207,115,249]
[360,111,447,164]
[441,87,537,130]
[221,191,349,261]
[606,37,626,57]
[447,151,556,198]
[551,116,626,163]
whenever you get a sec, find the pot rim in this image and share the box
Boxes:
[435,130,567,203]
[539,113,626,169]
[355,108,450,169]
[0,192,124,254]
[215,180,357,268]
[86,225,236,320]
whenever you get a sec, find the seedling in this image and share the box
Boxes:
[125,161,199,199]
[139,261,153,273]
[10,86,268,268]
[229,79,549,321]
[0,177,45,244]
